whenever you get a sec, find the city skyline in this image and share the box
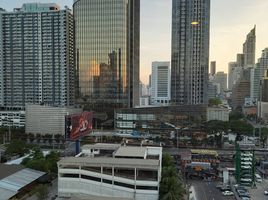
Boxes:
[2,0,268,84]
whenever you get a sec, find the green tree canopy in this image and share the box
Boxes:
[160,154,185,200]
[22,149,60,174]
[5,140,30,157]
[208,98,222,106]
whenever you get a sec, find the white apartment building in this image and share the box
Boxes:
[151,62,170,105]
[207,107,229,122]
[58,144,162,200]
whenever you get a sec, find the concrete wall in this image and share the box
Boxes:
[26,104,82,135]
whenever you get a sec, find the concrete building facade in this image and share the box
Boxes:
[0,3,75,107]
[58,144,162,200]
[26,104,82,135]
[171,0,210,105]
[210,61,216,76]
[214,72,227,95]
[250,48,268,101]
[243,26,256,68]
[151,62,170,105]
[207,107,229,122]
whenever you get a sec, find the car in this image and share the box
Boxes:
[241,178,252,182]
[241,157,252,161]
[264,190,268,195]
[241,153,253,157]
[241,197,250,200]
[222,191,234,196]
[237,190,250,197]
[241,162,252,165]
[241,165,251,169]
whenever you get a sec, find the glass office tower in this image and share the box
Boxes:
[73,0,140,114]
[171,0,210,105]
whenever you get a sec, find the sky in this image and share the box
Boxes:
[2,0,268,85]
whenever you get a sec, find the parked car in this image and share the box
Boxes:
[222,191,234,196]
[238,190,250,197]
[241,165,251,169]
[264,190,268,195]
[241,162,252,165]
[241,157,252,161]
[241,178,252,182]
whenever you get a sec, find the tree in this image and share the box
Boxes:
[229,110,244,121]
[5,139,30,157]
[229,120,253,135]
[22,149,60,174]
[208,98,222,106]
[160,154,185,200]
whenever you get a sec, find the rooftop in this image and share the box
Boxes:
[0,165,45,199]
[0,164,24,179]
[82,143,121,151]
[114,146,146,158]
[58,157,159,170]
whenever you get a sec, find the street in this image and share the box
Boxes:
[189,180,235,200]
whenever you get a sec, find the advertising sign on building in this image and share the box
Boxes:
[66,112,93,140]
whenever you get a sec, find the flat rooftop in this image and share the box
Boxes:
[82,143,121,151]
[58,157,159,170]
[114,146,146,158]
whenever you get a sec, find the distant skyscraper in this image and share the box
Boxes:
[243,26,256,67]
[210,61,216,76]
[250,48,268,100]
[214,72,227,94]
[151,62,171,105]
[171,0,210,105]
[236,54,245,67]
[262,70,268,102]
[73,0,140,114]
[0,3,74,107]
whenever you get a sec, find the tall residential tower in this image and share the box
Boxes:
[171,0,210,105]
[0,3,75,107]
[73,0,140,115]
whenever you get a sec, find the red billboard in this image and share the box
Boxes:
[66,112,93,140]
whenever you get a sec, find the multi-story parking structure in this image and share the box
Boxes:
[58,144,162,200]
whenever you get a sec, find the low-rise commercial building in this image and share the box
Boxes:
[207,107,229,122]
[115,105,207,133]
[0,107,25,127]
[26,104,82,135]
[58,144,162,200]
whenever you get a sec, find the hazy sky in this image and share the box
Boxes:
[2,0,268,84]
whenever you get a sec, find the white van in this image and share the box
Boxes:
[255,174,262,182]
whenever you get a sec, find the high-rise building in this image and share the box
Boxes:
[261,70,268,102]
[214,71,227,95]
[0,8,4,106]
[250,48,268,101]
[151,61,171,105]
[232,80,250,109]
[243,26,256,68]
[208,81,218,100]
[171,0,210,105]
[210,61,216,76]
[0,3,74,107]
[236,54,245,67]
[73,0,140,114]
